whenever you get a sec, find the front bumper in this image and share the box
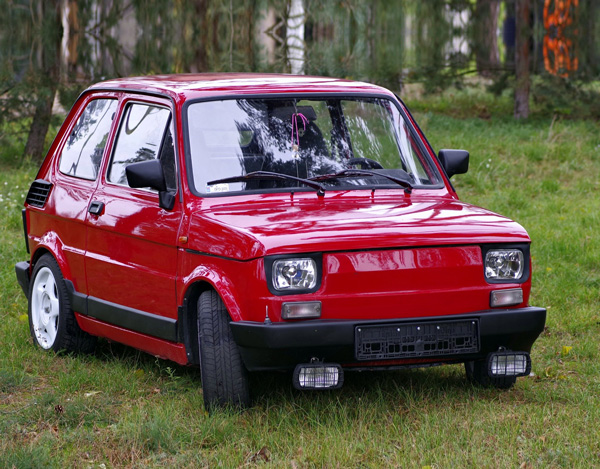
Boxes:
[229,307,546,371]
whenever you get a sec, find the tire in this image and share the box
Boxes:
[464,359,516,390]
[197,290,250,411]
[28,254,96,354]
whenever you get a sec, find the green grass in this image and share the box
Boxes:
[2,94,600,467]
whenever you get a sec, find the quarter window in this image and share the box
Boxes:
[108,103,173,188]
[59,99,117,180]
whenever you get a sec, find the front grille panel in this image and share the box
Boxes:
[25,180,53,208]
[323,247,487,320]
[356,319,479,361]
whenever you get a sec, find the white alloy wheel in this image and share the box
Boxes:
[30,266,60,349]
[27,254,96,353]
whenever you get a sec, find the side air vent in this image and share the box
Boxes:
[25,179,53,208]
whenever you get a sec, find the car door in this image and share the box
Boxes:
[48,95,119,295]
[84,96,182,341]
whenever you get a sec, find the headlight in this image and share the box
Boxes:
[485,249,524,281]
[273,258,317,291]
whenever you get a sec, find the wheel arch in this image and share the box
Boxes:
[31,246,53,267]
[178,261,250,365]
[179,280,220,365]
[30,233,73,282]
[16,247,56,296]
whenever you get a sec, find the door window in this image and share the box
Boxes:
[108,103,174,188]
[59,99,117,180]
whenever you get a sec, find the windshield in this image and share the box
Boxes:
[186,97,442,194]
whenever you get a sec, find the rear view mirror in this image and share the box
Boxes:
[126,160,175,210]
[126,159,167,192]
[438,149,469,178]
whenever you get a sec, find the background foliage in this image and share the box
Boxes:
[2,0,600,162]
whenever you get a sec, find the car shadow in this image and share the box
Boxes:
[246,364,522,412]
[88,339,525,410]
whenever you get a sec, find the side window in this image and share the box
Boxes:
[108,103,173,187]
[59,99,117,180]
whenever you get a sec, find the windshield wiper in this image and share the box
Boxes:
[207,171,326,197]
[310,169,413,194]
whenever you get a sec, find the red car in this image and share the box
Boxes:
[15,74,545,410]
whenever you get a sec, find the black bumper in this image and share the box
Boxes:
[229,307,546,371]
[15,261,31,297]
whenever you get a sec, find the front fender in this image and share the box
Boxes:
[180,263,243,321]
[178,252,267,322]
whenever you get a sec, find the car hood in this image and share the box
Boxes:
[186,194,530,260]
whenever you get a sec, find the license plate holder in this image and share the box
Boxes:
[355,319,479,361]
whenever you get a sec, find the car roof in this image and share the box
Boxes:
[87,73,396,102]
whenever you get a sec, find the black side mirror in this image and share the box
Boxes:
[126,160,175,210]
[438,149,469,178]
[126,159,167,191]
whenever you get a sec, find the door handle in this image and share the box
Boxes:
[88,201,105,216]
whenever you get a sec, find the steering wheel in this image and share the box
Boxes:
[347,157,383,170]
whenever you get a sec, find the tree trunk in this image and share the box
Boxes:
[23,0,62,163]
[514,0,531,119]
[23,85,57,163]
[193,0,209,72]
[286,0,305,74]
[474,0,500,77]
[503,1,516,67]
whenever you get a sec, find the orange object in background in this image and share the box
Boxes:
[543,0,579,77]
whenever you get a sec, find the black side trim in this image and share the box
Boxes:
[64,280,177,342]
[15,261,31,297]
[88,297,178,342]
[25,179,53,208]
[22,209,29,253]
[64,280,88,314]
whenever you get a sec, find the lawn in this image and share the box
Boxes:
[1,89,599,467]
